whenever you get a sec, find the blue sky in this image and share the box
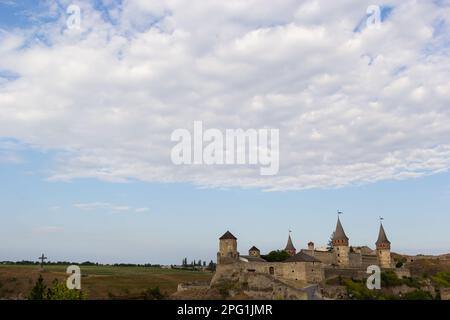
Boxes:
[1,141,450,264]
[1,1,450,264]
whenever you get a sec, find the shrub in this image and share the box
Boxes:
[344,279,377,300]
[432,272,450,288]
[403,290,433,300]
[214,280,238,298]
[46,279,87,300]
[28,275,47,300]
[143,286,165,300]
[262,250,290,262]
[381,271,403,287]
[28,276,86,300]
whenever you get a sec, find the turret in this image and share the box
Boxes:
[248,246,260,257]
[332,217,349,267]
[376,223,391,268]
[217,231,239,264]
[285,233,296,256]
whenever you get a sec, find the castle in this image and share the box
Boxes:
[211,216,395,290]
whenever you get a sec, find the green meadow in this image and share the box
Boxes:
[0,264,213,299]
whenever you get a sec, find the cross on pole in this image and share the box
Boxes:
[38,253,47,269]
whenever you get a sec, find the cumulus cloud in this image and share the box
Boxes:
[0,0,450,190]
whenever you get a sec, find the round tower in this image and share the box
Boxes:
[376,223,391,268]
[332,217,350,267]
[217,231,239,264]
[284,233,296,256]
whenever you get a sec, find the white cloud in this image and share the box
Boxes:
[0,139,24,164]
[0,0,450,190]
[74,202,149,213]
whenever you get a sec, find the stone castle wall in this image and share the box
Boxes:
[349,252,362,267]
[241,273,308,300]
[361,254,379,268]
[211,260,324,286]
[301,250,334,264]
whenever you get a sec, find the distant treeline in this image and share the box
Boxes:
[0,260,162,267]
[179,258,216,271]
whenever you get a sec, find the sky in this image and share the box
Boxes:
[0,0,450,264]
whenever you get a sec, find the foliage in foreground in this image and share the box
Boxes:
[432,271,450,288]
[342,272,436,300]
[28,275,87,300]
[143,286,166,300]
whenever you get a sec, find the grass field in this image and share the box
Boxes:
[0,264,213,299]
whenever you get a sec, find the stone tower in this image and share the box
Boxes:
[248,246,260,257]
[376,223,391,268]
[284,233,296,256]
[332,217,350,267]
[217,231,239,264]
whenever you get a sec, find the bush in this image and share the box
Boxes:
[395,261,403,268]
[28,275,47,300]
[381,271,403,287]
[28,276,87,300]
[344,279,376,300]
[432,272,450,288]
[143,286,165,300]
[46,279,87,300]
[403,290,433,300]
[401,277,422,289]
[214,280,239,298]
[262,250,290,262]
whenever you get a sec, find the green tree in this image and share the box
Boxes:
[327,232,335,251]
[262,250,290,262]
[28,275,47,300]
[208,260,216,271]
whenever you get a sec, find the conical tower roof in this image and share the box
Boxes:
[285,234,296,251]
[333,217,349,241]
[219,231,237,240]
[376,223,390,245]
